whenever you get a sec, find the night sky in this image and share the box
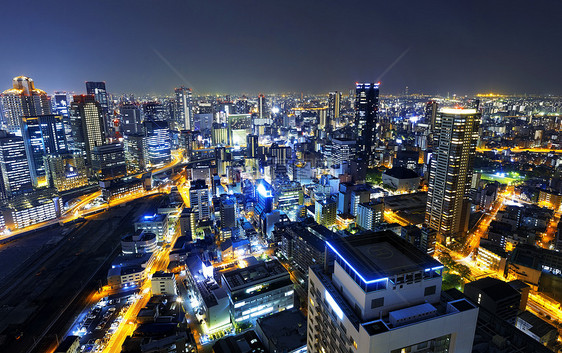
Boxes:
[1,0,561,96]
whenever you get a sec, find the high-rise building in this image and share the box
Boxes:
[85,81,112,137]
[69,95,106,165]
[0,131,33,199]
[315,198,336,228]
[246,134,259,158]
[0,76,51,134]
[21,115,68,187]
[91,143,127,180]
[328,91,341,129]
[258,94,267,120]
[356,200,384,230]
[255,179,274,216]
[354,82,379,166]
[143,102,167,122]
[119,103,143,136]
[307,231,478,353]
[425,108,481,243]
[144,118,171,167]
[124,134,148,172]
[175,87,193,130]
[189,179,210,221]
[219,196,237,229]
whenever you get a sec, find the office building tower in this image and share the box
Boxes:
[142,101,167,122]
[425,108,481,243]
[219,196,236,229]
[246,134,258,158]
[119,103,143,135]
[0,131,33,199]
[215,146,232,176]
[144,118,171,167]
[258,94,267,120]
[211,123,229,146]
[124,134,148,172]
[52,92,71,118]
[21,115,68,187]
[69,95,105,165]
[425,100,438,128]
[269,143,291,167]
[354,82,379,166]
[44,153,88,192]
[91,143,127,180]
[255,179,274,216]
[1,76,51,133]
[328,91,341,129]
[326,137,357,167]
[350,184,371,217]
[307,231,478,353]
[189,179,210,221]
[315,198,337,228]
[356,200,384,230]
[175,86,193,130]
[85,81,112,136]
[272,178,303,213]
[53,92,73,141]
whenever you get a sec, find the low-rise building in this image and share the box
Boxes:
[516,311,559,346]
[476,241,508,272]
[0,189,62,230]
[464,277,521,324]
[382,166,420,192]
[356,200,384,231]
[221,260,294,323]
[121,230,158,255]
[255,309,307,353]
[152,271,177,296]
[134,213,169,243]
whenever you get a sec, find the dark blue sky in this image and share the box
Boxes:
[1,0,561,96]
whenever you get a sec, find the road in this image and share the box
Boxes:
[101,217,181,353]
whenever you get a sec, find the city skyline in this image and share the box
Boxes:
[1,1,561,95]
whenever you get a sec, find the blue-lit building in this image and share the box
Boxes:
[0,131,33,199]
[255,179,274,216]
[21,114,68,186]
[144,118,171,167]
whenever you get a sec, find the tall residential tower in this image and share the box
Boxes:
[425,108,481,244]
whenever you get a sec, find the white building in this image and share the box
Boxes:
[151,271,177,295]
[121,229,158,255]
[356,200,384,231]
[134,213,169,243]
[307,231,478,353]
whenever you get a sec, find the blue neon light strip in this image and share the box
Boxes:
[326,242,388,284]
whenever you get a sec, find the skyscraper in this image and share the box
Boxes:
[144,118,171,167]
[21,115,68,187]
[328,91,341,129]
[119,103,143,136]
[69,95,106,165]
[0,131,33,199]
[175,87,193,130]
[307,231,478,353]
[246,134,259,158]
[355,82,379,166]
[258,94,266,120]
[425,108,481,244]
[86,81,112,137]
[0,76,51,134]
[189,179,210,221]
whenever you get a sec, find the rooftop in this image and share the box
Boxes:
[465,277,520,302]
[256,309,306,351]
[222,260,289,290]
[327,230,442,282]
[383,166,419,179]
